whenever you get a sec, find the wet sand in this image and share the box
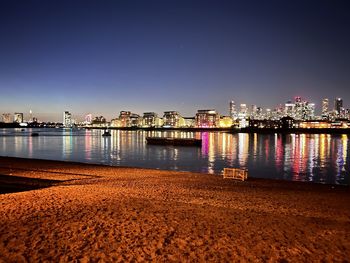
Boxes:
[0,156,349,262]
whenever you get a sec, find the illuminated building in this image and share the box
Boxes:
[2,113,12,123]
[130,113,142,127]
[63,111,72,127]
[119,111,131,127]
[256,107,263,120]
[195,110,220,128]
[91,116,107,127]
[303,102,315,120]
[143,112,158,127]
[298,121,331,129]
[250,105,257,119]
[163,111,184,128]
[322,98,329,119]
[284,101,295,117]
[290,97,316,120]
[183,117,195,127]
[84,114,92,124]
[266,108,272,120]
[239,104,247,117]
[111,118,122,127]
[219,116,233,128]
[14,113,24,123]
[29,110,33,123]
[334,98,343,115]
[229,101,237,120]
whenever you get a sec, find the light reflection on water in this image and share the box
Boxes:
[0,128,348,185]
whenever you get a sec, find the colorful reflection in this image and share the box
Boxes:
[0,129,348,185]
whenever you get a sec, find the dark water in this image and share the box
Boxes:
[0,128,349,185]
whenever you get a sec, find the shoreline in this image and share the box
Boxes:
[0,156,349,261]
[1,125,350,134]
[1,155,348,187]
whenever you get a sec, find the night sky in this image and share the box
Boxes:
[0,0,349,121]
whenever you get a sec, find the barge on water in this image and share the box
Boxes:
[146,137,202,147]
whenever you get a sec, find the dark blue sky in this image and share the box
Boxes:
[0,0,349,121]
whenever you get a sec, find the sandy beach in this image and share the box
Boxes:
[0,156,349,262]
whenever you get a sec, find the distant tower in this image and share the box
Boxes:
[63,111,72,127]
[29,110,33,123]
[85,113,92,124]
[322,99,329,114]
[322,98,329,119]
[250,105,257,119]
[284,101,295,117]
[229,101,236,119]
[334,98,343,115]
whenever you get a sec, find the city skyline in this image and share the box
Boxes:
[1,96,349,123]
[1,0,349,121]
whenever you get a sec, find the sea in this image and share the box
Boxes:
[0,128,348,185]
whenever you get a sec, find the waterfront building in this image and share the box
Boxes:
[183,117,195,127]
[119,111,132,127]
[14,113,23,123]
[229,101,237,120]
[142,112,158,127]
[2,113,12,123]
[91,116,107,127]
[130,113,142,127]
[163,111,184,128]
[110,118,122,127]
[195,110,220,128]
[219,116,233,128]
[298,121,331,129]
[63,111,72,127]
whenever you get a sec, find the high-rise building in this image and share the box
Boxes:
[250,105,257,119]
[14,113,23,123]
[284,101,295,117]
[63,111,72,127]
[334,98,343,115]
[322,98,329,119]
[229,101,237,119]
[2,113,11,123]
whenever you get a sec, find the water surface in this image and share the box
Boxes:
[0,128,348,185]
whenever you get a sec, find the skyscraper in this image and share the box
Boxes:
[229,101,236,119]
[63,111,72,127]
[334,98,343,114]
[322,98,329,114]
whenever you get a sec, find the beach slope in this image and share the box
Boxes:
[0,156,349,262]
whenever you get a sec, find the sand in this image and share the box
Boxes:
[0,156,349,262]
